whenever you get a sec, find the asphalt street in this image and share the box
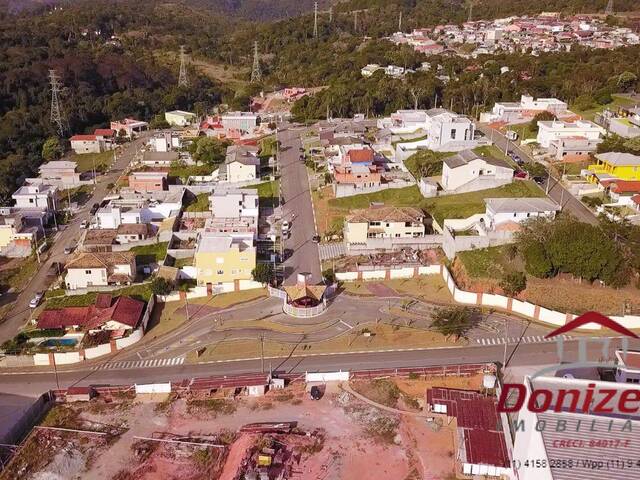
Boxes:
[476,124,599,225]
[277,126,322,285]
[0,135,149,343]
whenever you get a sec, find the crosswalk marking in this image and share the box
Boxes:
[93,356,185,371]
[475,335,574,346]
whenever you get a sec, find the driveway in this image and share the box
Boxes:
[476,124,599,225]
[277,126,322,285]
[0,135,149,343]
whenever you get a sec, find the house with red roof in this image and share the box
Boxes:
[36,294,146,334]
[69,128,117,155]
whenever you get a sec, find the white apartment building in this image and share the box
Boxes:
[536,120,604,148]
[208,187,259,219]
[12,184,57,211]
[149,132,181,152]
[220,112,259,135]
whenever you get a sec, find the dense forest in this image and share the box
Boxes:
[1,0,640,201]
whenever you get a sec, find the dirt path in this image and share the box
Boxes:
[341,384,428,417]
[218,434,254,480]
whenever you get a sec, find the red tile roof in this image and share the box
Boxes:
[70,134,97,141]
[609,181,640,194]
[37,296,145,331]
[426,387,509,468]
[94,128,115,137]
[632,194,640,206]
[347,149,374,163]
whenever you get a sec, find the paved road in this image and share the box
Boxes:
[277,126,322,285]
[0,337,632,399]
[0,135,149,343]
[477,124,599,225]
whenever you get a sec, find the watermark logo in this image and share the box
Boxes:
[498,311,639,416]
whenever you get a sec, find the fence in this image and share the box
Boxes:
[336,262,640,331]
[345,235,443,255]
[5,296,156,367]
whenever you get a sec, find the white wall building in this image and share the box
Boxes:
[149,132,181,152]
[536,120,604,148]
[220,112,259,135]
[441,150,514,193]
[484,197,560,230]
[12,184,57,211]
[209,187,259,219]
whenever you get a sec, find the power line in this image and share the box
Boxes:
[178,45,188,87]
[251,41,262,83]
[48,69,65,137]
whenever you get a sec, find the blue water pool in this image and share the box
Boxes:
[41,338,78,347]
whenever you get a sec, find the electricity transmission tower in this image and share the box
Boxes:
[251,41,262,83]
[48,70,65,137]
[313,2,318,38]
[178,45,188,87]
[605,0,614,15]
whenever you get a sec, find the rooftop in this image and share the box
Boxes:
[346,206,424,224]
[66,252,135,270]
[225,145,260,166]
[595,152,640,167]
[443,149,512,169]
[485,197,560,214]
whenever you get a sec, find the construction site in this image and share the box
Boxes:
[0,364,508,480]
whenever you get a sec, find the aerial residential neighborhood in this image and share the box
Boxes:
[0,1,640,479]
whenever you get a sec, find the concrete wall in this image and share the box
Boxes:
[84,343,112,359]
[346,235,443,255]
[334,180,413,198]
[442,226,514,260]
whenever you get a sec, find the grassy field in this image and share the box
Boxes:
[341,276,455,305]
[571,94,636,121]
[403,150,450,179]
[423,180,544,225]
[130,242,168,264]
[44,282,154,309]
[247,180,279,207]
[145,288,267,338]
[168,163,214,180]
[260,135,277,158]
[456,246,515,279]
[72,151,113,173]
[184,193,209,212]
[473,144,513,165]
[0,255,39,291]
[187,322,464,363]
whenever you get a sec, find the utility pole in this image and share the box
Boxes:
[260,334,265,373]
[313,2,318,38]
[605,0,614,15]
[251,41,262,83]
[398,11,402,32]
[468,0,473,22]
[49,70,65,137]
[329,6,332,23]
[354,11,358,33]
[178,45,188,87]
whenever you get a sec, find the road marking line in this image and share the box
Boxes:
[339,320,353,330]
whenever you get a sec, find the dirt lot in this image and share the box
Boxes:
[2,377,468,480]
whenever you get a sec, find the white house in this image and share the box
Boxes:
[220,112,259,136]
[65,252,136,290]
[484,197,561,231]
[426,109,477,151]
[12,184,57,211]
[536,120,604,148]
[164,110,197,127]
[220,145,260,183]
[149,132,181,152]
[441,150,513,193]
[481,95,569,123]
[209,187,259,219]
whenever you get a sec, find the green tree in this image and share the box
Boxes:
[623,136,640,154]
[521,242,554,278]
[151,277,174,295]
[149,114,170,130]
[499,271,527,297]
[189,137,228,166]
[252,263,274,284]
[430,307,479,340]
[322,268,336,283]
[42,137,63,162]
[618,71,638,91]
[529,111,556,133]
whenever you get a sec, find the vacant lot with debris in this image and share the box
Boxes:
[1,375,478,479]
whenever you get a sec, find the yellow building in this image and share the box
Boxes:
[194,233,256,286]
[587,152,640,184]
[344,206,426,246]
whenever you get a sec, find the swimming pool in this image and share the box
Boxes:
[41,338,78,347]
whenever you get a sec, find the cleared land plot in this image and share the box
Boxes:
[571,94,637,121]
[72,150,113,173]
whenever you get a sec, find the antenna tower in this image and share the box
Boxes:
[251,41,262,83]
[605,0,614,15]
[178,45,188,87]
[48,70,65,137]
[313,2,318,38]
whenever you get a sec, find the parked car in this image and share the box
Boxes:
[63,245,75,255]
[80,220,89,229]
[29,292,44,308]
[281,221,290,233]
[312,235,321,243]
[533,176,546,185]
[90,203,100,215]
[309,385,323,400]
[514,170,528,179]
